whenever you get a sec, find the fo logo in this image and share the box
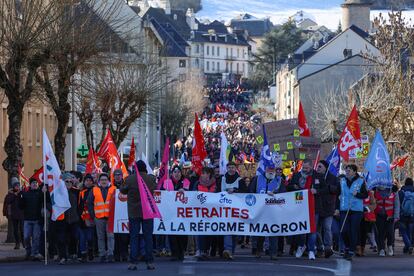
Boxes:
[295,191,304,202]
[245,194,256,206]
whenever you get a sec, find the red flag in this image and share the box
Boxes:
[128,137,136,170]
[313,150,320,170]
[337,105,361,161]
[85,148,102,174]
[391,154,409,170]
[157,138,170,190]
[97,130,128,179]
[31,167,44,184]
[192,113,207,175]
[298,101,311,137]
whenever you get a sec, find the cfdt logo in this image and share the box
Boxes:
[219,193,232,204]
[295,191,304,203]
[245,194,256,206]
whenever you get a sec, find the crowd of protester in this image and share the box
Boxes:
[3,83,414,269]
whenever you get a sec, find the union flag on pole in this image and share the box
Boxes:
[127,137,136,171]
[337,105,361,161]
[97,130,128,178]
[391,154,409,170]
[298,101,311,137]
[85,148,102,174]
[31,167,44,184]
[43,130,71,221]
[192,113,207,175]
[157,138,170,190]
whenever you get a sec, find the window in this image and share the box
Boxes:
[212,61,215,71]
[237,63,239,73]
[195,58,199,68]
[237,49,240,58]
[179,74,186,82]
[27,109,32,146]
[217,62,220,72]
[35,111,40,146]
[217,46,220,56]
[212,46,215,56]
[195,44,199,54]
[179,59,186,68]
[242,63,245,74]
[230,48,233,58]
[226,48,229,57]
[226,62,228,72]
[206,61,210,71]
[206,46,209,55]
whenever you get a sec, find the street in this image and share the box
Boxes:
[1,253,413,276]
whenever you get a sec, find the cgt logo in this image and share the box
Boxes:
[265,197,286,205]
[175,191,188,204]
[295,191,304,203]
[118,192,128,202]
[153,191,161,204]
[245,194,256,206]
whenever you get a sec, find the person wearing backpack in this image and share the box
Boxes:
[374,185,400,257]
[399,177,414,254]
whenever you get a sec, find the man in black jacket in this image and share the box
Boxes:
[314,160,339,258]
[19,178,44,260]
[3,177,24,249]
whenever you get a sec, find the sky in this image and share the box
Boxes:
[196,0,414,30]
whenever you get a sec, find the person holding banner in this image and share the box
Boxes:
[219,161,245,260]
[338,164,368,261]
[196,167,218,260]
[288,159,321,260]
[250,165,286,260]
[373,184,400,257]
[87,173,116,263]
[120,160,157,271]
[162,165,190,261]
[78,174,96,262]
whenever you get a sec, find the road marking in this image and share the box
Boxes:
[179,265,195,275]
[281,259,351,276]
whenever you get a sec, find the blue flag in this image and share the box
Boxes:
[256,125,274,176]
[325,146,341,176]
[364,130,392,189]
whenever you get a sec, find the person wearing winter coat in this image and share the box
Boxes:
[399,177,414,254]
[3,178,24,249]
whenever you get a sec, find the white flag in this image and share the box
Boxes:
[141,152,154,175]
[219,132,228,175]
[42,130,71,221]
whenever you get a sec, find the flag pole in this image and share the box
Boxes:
[43,188,47,266]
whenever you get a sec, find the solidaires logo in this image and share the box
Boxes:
[245,194,257,206]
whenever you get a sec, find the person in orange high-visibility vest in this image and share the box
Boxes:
[78,174,95,262]
[87,173,116,263]
[374,185,400,257]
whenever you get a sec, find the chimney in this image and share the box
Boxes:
[186,8,198,30]
[160,0,171,15]
[341,0,372,32]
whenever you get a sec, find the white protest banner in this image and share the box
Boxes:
[113,190,315,236]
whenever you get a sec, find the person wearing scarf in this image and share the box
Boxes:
[219,162,245,260]
[196,167,217,260]
[163,166,190,262]
[250,165,286,260]
[288,159,320,260]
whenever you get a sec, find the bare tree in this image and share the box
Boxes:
[161,70,206,140]
[0,0,62,180]
[80,49,166,148]
[35,0,131,167]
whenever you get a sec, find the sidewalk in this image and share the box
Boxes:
[0,231,26,262]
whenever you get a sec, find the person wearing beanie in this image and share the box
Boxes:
[19,177,44,260]
[314,160,339,258]
[121,160,157,271]
[78,173,96,262]
[399,177,414,254]
[87,173,116,263]
[3,178,24,249]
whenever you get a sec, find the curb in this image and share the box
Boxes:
[0,256,26,263]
